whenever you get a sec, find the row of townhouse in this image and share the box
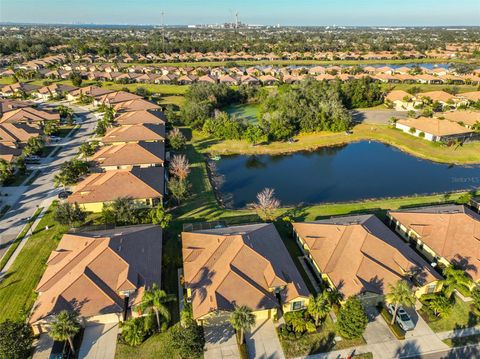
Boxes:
[29,87,168,335]
[64,88,166,213]
[181,202,480,324]
[0,98,60,163]
[386,90,480,111]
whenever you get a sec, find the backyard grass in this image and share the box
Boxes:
[201,124,480,164]
[115,332,176,359]
[278,315,366,358]
[159,95,185,107]
[0,207,43,271]
[0,202,68,322]
[419,297,478,333]
[101,82,188,95]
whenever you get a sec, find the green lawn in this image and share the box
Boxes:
[224,103,261,123]
[278,316,366,358]
[419,298,478,333]
[159,95,185,107]
[116,332,176,359]
[0,202,68,322]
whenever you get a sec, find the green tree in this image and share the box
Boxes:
[0,320,33,359]
[170,322,205,359]
[385,280,416,325]
[95,119,108,136]
[136,284,174,331]
[229,305,256,344]
[102,197,139,225]
[307,292,332,326]
[426,295,452,318]
[53,159,89,189]
[48,311,81,355]
[120,318,145,347]
[243,124,265,145]
[23,137,45,156]
[337,296,368,339]
[168,127,187,150]
[0,159,13,183]
[442,266,473,298]
[168,178,189,204]
[69,72,83,87]
[54,202,86,226]
[150,204,172,228]
[44,121,59,136]
[284,310,316,333]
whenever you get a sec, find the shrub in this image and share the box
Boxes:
[336,297,368,339]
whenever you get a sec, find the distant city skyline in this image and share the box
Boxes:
[1,0,480,26]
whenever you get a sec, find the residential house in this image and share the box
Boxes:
[0,83,40,97]
[94,91,142,107]
[293,215,442,305]
[388,205,480,281]
[34,83,77,101]
[440,111,480,129]
[91,142,164,170]
[66,86,114,102]
[29,225,162,334]
[102,124,164,145]
[395,117,475,142]
[115,110,166,126]
[182,223,310,324]
[458,91,480,104]
[0,107,60,125]
[385,90,414,111]
[67,166,164,212]
[113,99,161,113]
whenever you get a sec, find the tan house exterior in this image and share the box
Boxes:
[67,166,164,212]
[91,142,164,170]
[385,90,414,111]
[101,124,165,145]
[182,223,310,324]
[395,117,475,142]
[29,225,162,334]
[115,109,166,126]
[293,215,442,305]
[388,205,480,282]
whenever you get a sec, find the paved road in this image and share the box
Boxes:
[0,103,97,260]
[402,344,480,359]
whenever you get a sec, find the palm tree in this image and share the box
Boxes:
[385,280,416,325]
[136,284,174,331]
[48,311,81,354]
[442,266,473,298]
[120,318,145,347]
[307,292,332,326]
[229,305,256,344]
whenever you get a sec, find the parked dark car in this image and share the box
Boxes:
[58,190,72,199]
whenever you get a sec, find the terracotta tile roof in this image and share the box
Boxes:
[0,82,40,94]
[459,91,480,102]
[113,99,161,112]
[0,99,34,115]
[102,124,165,144]
[0,107,60,124]
[389,205,480,280]
[182,223,309,319]
[386,90,412,102]
[0,122,41,144]
[396,117,473,137]
[439,111,480,127]
[293,215,441,298]
[417,91,456,103]
[97,91,142,106]
[37,83,77,95]
[67,166,164,204]
[91,142,164,168]
[115,110,166,126]
[68,85,114,98]
[30,225,162,323]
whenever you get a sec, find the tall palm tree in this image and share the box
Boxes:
[385,280,416,325]
[48,311,81,354]
[229,305,256,344]
[307,292,332,326]
[442,266,473,298]
[136,284,174,331]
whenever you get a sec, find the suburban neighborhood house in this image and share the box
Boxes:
[385,90,414,111]
[395,117,475,142]
[115,109,166,125]
[292,215,442,305]
[90,141,164,170]
[440,111,480,129]
[0,106,60,125]
[182,223,310,324]
[388,205,480,282]
[67,166,164,212]
[29,225,162,334]
[101,124,165,144]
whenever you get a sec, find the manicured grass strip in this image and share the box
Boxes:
[0,202,68,322]
[443,333,480,348]
[115,330,175,359]
[0,207,43,271]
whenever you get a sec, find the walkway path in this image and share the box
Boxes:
[246,319,285,359]
[0,102,97,262]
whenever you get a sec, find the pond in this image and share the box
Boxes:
[213,141,480,208]
[224,103,261,123]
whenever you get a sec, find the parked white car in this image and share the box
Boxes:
[386,304,415,331]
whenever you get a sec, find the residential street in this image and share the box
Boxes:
[0,103,97,261]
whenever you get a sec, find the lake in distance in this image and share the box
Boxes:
[213,141,480,208]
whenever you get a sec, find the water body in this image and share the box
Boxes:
[214,141,480,208]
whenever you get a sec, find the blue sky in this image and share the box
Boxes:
[1,0,479,26]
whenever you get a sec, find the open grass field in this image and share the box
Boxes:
[0,203,68,322]
[201,124,480,164]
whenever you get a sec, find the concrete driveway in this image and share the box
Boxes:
[246,319,285,359]
[363,306,396,344]
[203,316,240,359]
[78,322,119,359]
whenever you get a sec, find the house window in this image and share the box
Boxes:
[427,284,436,294]
[291,301,304,311]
